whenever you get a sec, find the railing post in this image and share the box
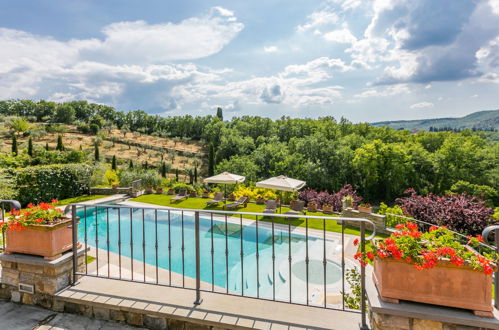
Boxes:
[194,211,202,305]
[360,221,368,330]
[71,204,78,285]
[495,228,499,310]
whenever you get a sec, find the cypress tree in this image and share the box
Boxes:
[112,155,117,171]
[216,107,223,121]
[27,137,33,157]
[175,168,179,181]
[56,135,64,151]
[194,166,198,183]
[45,142,49,151]
[94,144,100,161]
[129,159,134,169]
[11,135,18,155]
[161,163,167,178]
[208,144,215,176]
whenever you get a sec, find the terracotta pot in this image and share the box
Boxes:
[167,189,175,195]
[5,217,78,260]
[358,206,372,213]
[202,192,210,198]
[189,191,197,197]
[256,197,265,205]
[307,202,317,212]
[145,186,154,194]
[228,194,236,201]
[373,257,494,317]
[112,183,119,189]
[155,188,164,194]
[322,205,333,213]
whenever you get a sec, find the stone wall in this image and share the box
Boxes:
[0,250,85,310]
[89,187,138,197]
[341,208,388,235]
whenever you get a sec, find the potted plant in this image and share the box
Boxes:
[155,186,164,194]
[3,200,79,260]
[111,181,119,189]
[228,193,236,201]
[355,223,496,317]
[189,190,197,197]
[307,201,318,212]
[358,202,372,213]
[322,203,333,213]
[167,188,175,195]
[342,195,354,210]
[202,190,210,198]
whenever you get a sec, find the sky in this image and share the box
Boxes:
[0,0,498,122]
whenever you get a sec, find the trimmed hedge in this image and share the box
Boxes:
[13,164,93,205]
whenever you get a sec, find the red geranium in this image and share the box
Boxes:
[2,201,64,232]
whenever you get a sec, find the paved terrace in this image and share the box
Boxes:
[57,276,361,329]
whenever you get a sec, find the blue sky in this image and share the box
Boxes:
[0,0,498,122]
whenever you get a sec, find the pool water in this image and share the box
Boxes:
[77,206,342,303]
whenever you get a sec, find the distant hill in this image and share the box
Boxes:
[371,110,499,131]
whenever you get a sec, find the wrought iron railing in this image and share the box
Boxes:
[69,203,375,328]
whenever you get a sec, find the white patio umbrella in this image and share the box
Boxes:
[256,175,306,212]
[203,172,246,207]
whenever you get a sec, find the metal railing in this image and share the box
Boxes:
[69,203,375,329]
[0,199,22,250]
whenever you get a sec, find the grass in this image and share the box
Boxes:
[131,194,374,236]
[55,195,108,206]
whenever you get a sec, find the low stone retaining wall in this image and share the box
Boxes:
[341,208,388,234]
[90,187,138,197]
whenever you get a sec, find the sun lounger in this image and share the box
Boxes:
[285,200,305,215]
[263,199,277,213]
[171,189,188,201]
[224,196,248,209]
[206,192,224,205]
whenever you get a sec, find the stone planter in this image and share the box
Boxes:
[5,217,78,260]
[358,206,372,213]
[373,257,494,317]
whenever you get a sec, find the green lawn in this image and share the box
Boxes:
[131,194,372,236]
[55,195,108,206]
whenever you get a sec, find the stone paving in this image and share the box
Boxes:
[0,301,145,330]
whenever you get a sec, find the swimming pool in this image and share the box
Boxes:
[77,206,343,304]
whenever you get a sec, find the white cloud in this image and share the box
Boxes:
[354,84,410,98]
[263,46,278,53]
[490,0,499,15]
[410,101,434,109]
[0,7,244,110]
[323,28,357,44]
[297,10,339,32]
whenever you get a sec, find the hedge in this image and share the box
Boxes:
[13,164,93,205]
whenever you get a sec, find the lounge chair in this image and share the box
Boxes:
[285,200,305,215]
[171,189,188,202]
[224,196,248,209]
[206,192,224,206]
[263,200,277,214]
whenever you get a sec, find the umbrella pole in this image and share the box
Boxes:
[280,191,282,213]
[224,184,227,209]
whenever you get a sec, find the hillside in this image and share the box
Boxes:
[0,124,205,180]
[371,110,499,131]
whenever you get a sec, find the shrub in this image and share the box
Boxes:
[118,169,163,188]
[377,203,406,227]
[13,164,93,205]
[396,188,494,235]
[171,182,194,192]
[298,188,318,204]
